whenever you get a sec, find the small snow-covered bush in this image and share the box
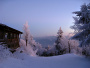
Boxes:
[19,39,37,56]
[82,45,90,57]
[0,44,12,61]
[68,40,82,55]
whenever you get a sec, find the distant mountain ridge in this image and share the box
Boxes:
[34,36,57,47]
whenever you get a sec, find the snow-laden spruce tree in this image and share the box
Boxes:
[55,27,66,55]
[21,22,37,56]
[23,22,43,56]
[23,22,37,47]
[71,3,90,47]
[23,22,30,46]
[23,22,36,49]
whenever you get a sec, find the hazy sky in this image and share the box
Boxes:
[0,0,89,37]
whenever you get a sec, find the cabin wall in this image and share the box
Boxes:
[0,30,20,49]
[6,33,20,49]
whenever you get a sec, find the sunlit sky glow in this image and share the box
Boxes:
[0,0,89,37]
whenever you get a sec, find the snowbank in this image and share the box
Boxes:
[0,54,90,68]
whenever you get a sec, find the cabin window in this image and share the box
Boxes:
[14,34,17,38]
[11,33,12,39]
[12,33,14,39]
[14,34,15,38]
[7,33,11,39]
[5,33,8,39]
[17,34,19,39]
[0,32,4,39]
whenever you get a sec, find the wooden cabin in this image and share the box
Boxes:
[0,23,23,49]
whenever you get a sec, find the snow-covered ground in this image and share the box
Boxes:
[0,53,90,68]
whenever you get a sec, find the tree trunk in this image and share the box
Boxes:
[26,39,27,46]
[68,40,71,53]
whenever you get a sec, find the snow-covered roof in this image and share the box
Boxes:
[0,23,23,34]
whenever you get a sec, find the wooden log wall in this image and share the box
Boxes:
[0,31,20,49]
